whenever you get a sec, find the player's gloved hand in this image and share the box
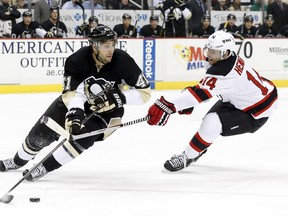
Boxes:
[65,108,85,134]
[174,0,186,10]
[147,96,176,126]
[44,31,54,38]
[92,88,126,113]
[178,107,194,115]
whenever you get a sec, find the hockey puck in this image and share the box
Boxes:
[29,197,40,202]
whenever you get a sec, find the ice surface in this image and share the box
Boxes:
[0,89,287,215]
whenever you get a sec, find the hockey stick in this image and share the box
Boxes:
[43,116,149,141]
[0,108,99,204]
[75,1,85,24]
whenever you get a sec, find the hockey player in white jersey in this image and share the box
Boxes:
[147,30,278,172]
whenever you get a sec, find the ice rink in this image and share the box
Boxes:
[0,88,287,215]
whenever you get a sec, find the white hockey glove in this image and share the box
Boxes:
[173,8,182,20]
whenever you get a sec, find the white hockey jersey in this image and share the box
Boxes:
[169,52,278,119]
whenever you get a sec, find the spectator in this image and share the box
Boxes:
[237,14,258,38]
[256,14,278,38]
[213,0,229,10]
[218,13,238,34]
[82,0,104,9]
[250,0,268,11]
[191,14,215,38]
[11,11,53,38]
[113,13,137,38]
[267,0,288,32]
[75,15,99,38]
[187,0,207,34]
[15,0,27,9]
[34,0,58,24]
[107,0,136,9]
[139,15,163,38]
[41,6,68,38]
[62,0,82,9]
[0,0,21,38]
[229,0,242,10]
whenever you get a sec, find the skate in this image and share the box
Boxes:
[23,164,48,182]
[0,158,22,172]
[164,149,207,172]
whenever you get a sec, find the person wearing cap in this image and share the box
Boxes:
[11,11,53,38]
[256,14,278,38]
[0,0,21,37]
[191,14,215,38]
[41,6,68,38]
[139,15,163,38]
[267,0,288,32]
[237,15,258,38]
[75,15,99,38]
[113,13,137,38]
[218,14,238,33]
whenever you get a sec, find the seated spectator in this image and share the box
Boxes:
[218,13,238,34]
[41,6,68,38]
[82,0,104,9]
[237,15,258,38]
[113,0,136,9]
[75,15,99,38]
[113,13,137,38]
[15,0,27,9]
[229,0,242,10]
[256,14,278,38]
[11,11,53,38]
[250,0,268,11]
[62,0,82,9]
[191,14,215,38]
[213,0,229,10]
[139,15,163,38]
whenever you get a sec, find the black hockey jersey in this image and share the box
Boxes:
[41,20,68,38]
[191,24,215,38]
[113,24,137,38]
[139,24,163,38]
[11,21,41,38]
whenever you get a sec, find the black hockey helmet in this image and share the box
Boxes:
[265,14,274,20]
[88,24,117,44]
[122,13,132,20]
[227,14,236,20]
[150,15,159,21]
[202,14,211,22]
[89,16,99,24]
[50,6,59,13]
[22,11,32,17]
[244,15,254,23]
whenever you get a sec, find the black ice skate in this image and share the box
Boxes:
[0,158,22,172]
[164,149,207,172]
[23,164,48,181]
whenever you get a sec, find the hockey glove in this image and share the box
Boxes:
[147,96,176,126]
[44,32,54,38]
[92,88,126,113]
[178,107,194,115]
[65,108,85,134]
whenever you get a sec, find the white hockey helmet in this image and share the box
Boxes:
[204,30,236,60]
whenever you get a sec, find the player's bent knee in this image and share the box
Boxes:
[199,112,222,140]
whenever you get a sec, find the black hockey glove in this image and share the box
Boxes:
[65,108,85,134]
[92,88,126,113]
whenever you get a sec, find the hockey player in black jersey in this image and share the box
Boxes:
[139,15,163,38]
[237,15,258,38]
[191,15,215,38]
[113,13,137,38]
[41,6,68,38]
[11,11,53,38]
[256,14,278,38]
[75,15,99,38]
[0,25,151,181]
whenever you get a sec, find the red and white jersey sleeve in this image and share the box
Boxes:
[167,53,278,119]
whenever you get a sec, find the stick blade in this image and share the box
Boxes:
[0,194,14,204]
